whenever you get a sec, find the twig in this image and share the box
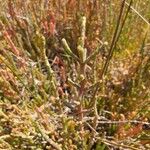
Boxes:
[86,122,140,150]
[98,138,140,150]
[97,120,150,125]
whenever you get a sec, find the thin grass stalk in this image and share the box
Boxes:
[112,0,133,52]
[89,0,127,107]
[125,1,150,26]
[101,0,126,77]
[136,28,149,87]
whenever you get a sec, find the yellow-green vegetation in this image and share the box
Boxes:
[0,0,150,149]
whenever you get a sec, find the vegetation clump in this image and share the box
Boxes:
[0,0,150,149]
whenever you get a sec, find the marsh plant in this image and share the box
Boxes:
[0,0,150,149]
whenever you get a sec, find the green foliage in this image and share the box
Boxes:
[0,0,150,149]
